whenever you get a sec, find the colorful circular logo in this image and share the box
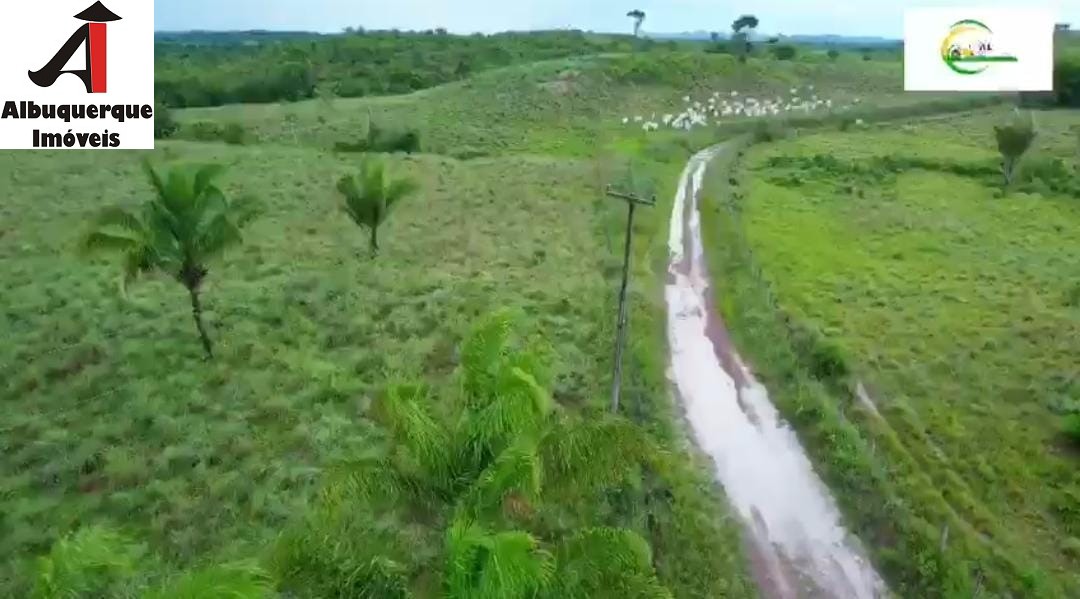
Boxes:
[940,19,1018,75]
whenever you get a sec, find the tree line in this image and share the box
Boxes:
[154,30,633,108]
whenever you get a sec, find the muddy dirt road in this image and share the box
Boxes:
[665,144,887,599]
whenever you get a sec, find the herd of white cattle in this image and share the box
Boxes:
[623,86,863,131]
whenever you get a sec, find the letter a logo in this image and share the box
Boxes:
[28,1,121,93]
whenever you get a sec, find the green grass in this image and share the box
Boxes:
[9,43,1030,596]
[0,50,791,596]
[0,145,617,575]
[174,53,910,158]
[700,108,1080,596]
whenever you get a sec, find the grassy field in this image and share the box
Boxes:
[701,107,1080,596]
[8,38,1065,595]
[173,53,909,157]
[0,52,795,597]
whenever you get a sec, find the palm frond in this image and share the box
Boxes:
[161,164,197,222]
[360,159,386,203]
[539,416,659,499]
[459,309,515,403]
[547,528,671,599]
[374,383,454,486]
[193,163,227,200]
[231,194,262,227]
[89,205,146,233]
[81,206,147,255]
[321,456,419,509]
[143,160,168,202]
[270,506,413,599]
[459,434,542,519]
[193,212,244,262]
[32,526,139,599]
[445,518,553,599]
[385,177,418,211]
[338,173,374,229]
[81,229,142,255]
[144,561,273,599]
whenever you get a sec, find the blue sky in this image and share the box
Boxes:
[156,0,1080,37]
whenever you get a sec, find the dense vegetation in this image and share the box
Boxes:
[155,30,635,107]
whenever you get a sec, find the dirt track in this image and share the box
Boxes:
[665,144,887,599]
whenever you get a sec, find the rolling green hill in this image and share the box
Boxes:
[6,38,1077,597]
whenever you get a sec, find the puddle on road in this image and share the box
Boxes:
[665,146,887,599]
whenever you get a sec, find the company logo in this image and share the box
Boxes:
[904,8,1053,92]
[28,1,121,94]
[0,0,154,149]
[940,19,1019,75]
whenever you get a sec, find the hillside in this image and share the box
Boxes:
[6,35,1079,598]
[702,108,1080,596]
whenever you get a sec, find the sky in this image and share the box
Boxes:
[156,0,1080,38]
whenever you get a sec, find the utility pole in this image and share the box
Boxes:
[605,185,656,414]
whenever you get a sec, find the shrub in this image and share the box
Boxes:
[752,119,790,143]
[771,44,797,60]
[1016,153,1072,192]
[827,48,840,61]
[1053,51,1080,107]
[993,110,1036,186]
[1064,414,1080,445]
[153,103,178,139]
[1062,537,1080,560]
[334,120,421,154]
[177,121,248,145]
[786,319,851,383]
[183,121,225,142]
[222,122,247,145]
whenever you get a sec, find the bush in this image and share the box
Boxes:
[178,120,248,145]
[827,48,840,61]
[334,120,421,154]
[1053,52,1080,107]
[222,122,247,145]
[183,121,225,142]
[153,103,178,139]
[771,45,797,60]
[1064,414,1080,445]
[752,119,790,143]
[994,111,1036,186]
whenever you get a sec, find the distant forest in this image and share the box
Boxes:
[154,30,639,108]
[154,29,1080,110]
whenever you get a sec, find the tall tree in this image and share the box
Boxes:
[731,14,759,33]
[731,15,758,63]
[81,163,257,359]
[626,10,646,38]
[994,110,1037,186]
[336,160,418,258]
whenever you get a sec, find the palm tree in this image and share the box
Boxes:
[317,311,672,597]
[81,162,257,360]
[336,160,418,258]
[34,527,273,599]
[626,10,645,38]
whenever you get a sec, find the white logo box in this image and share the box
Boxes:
[904,8,1055,92]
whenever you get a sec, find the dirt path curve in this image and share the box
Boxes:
[665,144,887,599]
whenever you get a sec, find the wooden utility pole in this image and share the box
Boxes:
[605,185,656,414]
